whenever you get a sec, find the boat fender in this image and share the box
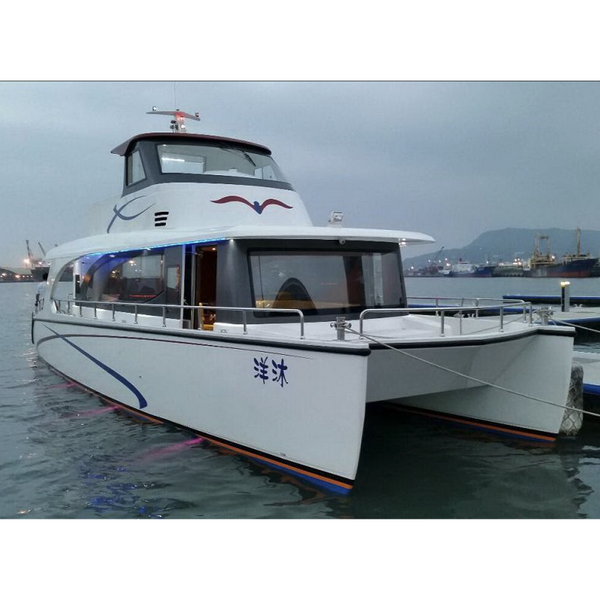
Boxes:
[560,363,583,435]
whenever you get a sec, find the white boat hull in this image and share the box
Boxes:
[367,329,574,438]
[30,121,581,494]
[34,318,369,493]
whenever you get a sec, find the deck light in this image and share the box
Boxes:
[328,211,344,227]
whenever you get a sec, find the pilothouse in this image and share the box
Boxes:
[33,110,579,494]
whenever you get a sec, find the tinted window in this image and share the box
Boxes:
[80,251,164,303]
[250,249,403,316]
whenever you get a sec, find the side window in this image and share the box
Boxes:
[51,261,76,301]
[79,250,165,307]
[126,150,146,186]
[51,250,184,318]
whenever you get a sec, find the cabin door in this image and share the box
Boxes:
[194,245,218,330]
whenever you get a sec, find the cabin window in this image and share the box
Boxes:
[249,249,403,315]
[79,250,165,303]
[157,143,288,183]
[126,150,146,186]
[50,248,184,317]
[158,144,206,174]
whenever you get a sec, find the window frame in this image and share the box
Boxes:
[247,246,405,318]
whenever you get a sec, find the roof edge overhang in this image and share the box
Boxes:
[46,226,434,261]
[111,132,272,157]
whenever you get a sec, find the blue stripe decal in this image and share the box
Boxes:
[584,383,600,396]
[44,326,148,409]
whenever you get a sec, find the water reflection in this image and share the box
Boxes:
[346,404,600,518]
[23,362,600,518]
[7,281,600,518]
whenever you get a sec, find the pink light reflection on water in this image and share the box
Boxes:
[71,406,120,418]
[137,437,205,462]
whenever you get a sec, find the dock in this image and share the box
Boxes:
[547,308,600,328]
[501,294,600,329]
[504,294,600,306]
[574,351,600,400]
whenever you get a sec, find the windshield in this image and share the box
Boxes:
[157,143,289,183]
[250,249,404,315]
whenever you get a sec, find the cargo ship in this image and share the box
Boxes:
[526,230,598,278]
[443,261,495,277]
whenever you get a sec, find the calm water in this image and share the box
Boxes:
[4,278,600,519]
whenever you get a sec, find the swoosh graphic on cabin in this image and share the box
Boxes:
[43,325,148,409]
[107,195,155,233]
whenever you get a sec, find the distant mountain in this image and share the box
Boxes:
[403,228,600,269]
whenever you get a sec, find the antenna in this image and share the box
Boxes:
[147,107,201,133]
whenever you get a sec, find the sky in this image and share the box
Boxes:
[3,80,600,268]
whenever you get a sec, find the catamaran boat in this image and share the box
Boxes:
[33,110,579,494]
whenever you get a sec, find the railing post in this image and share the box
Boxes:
[243,311,248,335]
[500,306,504,332]
[162,306,167,327]
[94,304,97,319]
[134,305,138,325]
[112,304,116,322]
[440,311,445,337]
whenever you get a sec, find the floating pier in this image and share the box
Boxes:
[544,308,600,328]
[574,351,600,400]
[505,282,600,328]
[504,294,600,306]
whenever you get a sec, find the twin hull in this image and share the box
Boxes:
[34,317,574,491]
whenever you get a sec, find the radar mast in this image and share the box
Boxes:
[147,107,201,132]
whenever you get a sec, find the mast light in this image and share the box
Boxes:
[147,107,201,133]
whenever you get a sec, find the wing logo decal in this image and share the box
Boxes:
[211,195,293,215]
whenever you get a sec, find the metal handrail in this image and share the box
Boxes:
[54,299,306,339]
[407,295,528,307]
[53,297,532,341]
[359,301,533,336]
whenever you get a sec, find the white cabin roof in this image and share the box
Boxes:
[46,226,434,260]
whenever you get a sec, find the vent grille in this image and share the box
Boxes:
[154,211,169,227]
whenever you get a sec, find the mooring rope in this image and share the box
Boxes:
[344,324,600,420]
[549,318,600,335]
